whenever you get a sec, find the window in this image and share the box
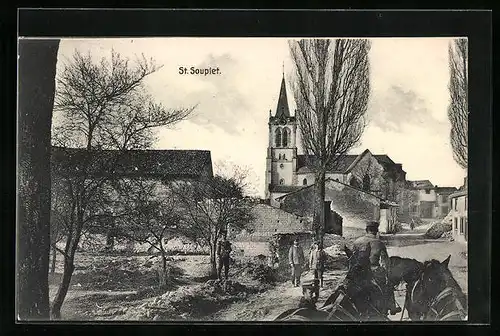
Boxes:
[279,178,284,185]
[280,163,284,169]
[441,195,447,203]
[303,178,307,186]
[425,189,430,194]
[282,127,290,147]
[275,128,282,147]
[362,174,370,191]
[283,154,286,160]
[460,218,464,234]
[454,198,457,211]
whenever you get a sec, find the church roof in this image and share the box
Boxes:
[296,154,360,174]
[51,146,213,179]
[274,76,291,118]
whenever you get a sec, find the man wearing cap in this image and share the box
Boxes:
[352,221,401,315]
[288,239,305,287]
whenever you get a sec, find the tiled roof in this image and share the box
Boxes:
[434,186,458,193]
[296,154,359,173]
[408,180,434,189]
[51,146,213,179]
[269,185,304,193]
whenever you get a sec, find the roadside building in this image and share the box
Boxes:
[449,190,468,244]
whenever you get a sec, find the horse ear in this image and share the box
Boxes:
[441,255,451,267]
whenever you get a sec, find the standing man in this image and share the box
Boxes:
[352,221,402,315]
[288,238,305,287]
[217,233,232,281]
[309,243,326,287]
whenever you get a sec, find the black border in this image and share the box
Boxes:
[5,8,493,335]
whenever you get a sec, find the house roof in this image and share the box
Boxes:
[408,180,434,189]
[51,146,213,179]
[269,185,304,193]
[449,190,467,199]
[434,186,458,193]
[275,177,385,202]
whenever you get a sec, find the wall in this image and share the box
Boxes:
[418,189,437,202]
[279,179,381,231]
[348,151,385,194]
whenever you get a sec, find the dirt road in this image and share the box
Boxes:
[209,231,468,322]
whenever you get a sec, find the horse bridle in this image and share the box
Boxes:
[410,273,467,321]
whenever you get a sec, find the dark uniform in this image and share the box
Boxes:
[352,221,400,315]
[217,239,232,280]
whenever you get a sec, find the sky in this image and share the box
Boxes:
[55,37,467,197]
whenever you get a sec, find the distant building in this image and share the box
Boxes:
[434,186,459,217]
[449,190,468,244]
[407,180,459,219]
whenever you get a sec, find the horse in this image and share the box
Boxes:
[274,245,389,322]
[406,255,467,321]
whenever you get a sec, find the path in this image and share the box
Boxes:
[210,234,467,322]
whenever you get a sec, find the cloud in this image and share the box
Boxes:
[176,53,253,136]
[368,85,448,134]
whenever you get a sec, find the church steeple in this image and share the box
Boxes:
[275,75,290,118]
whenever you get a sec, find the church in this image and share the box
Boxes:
[264,75,407,211]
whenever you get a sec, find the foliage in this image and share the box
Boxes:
[447,38,468,170]
[169,171,255,278]
[49,49,194,318]
[288,39,371,239]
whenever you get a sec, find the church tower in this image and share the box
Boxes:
[264,74,298,201]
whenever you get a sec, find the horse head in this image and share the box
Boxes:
[420,255,452,298]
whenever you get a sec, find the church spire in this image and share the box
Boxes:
[275,73,290,118]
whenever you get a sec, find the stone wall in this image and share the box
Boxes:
[279,179,381,230]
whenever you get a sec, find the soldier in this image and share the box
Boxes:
[352,221,402,315]
[288,238,305,287]
[309,242,326,287]
[217,233,232,281]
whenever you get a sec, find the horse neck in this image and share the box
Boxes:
[440,268,467,306]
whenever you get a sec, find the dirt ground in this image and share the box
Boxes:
[50,221,467,321]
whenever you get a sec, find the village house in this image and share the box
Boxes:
[50,146,214,249]
[449,190,468,244]
[434,186,459,218]
[407,180,459,219]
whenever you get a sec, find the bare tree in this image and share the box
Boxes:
[17,39,60,320]
[170,170,255,278]
[114,178,180,289]
[447,38,468,169]
[288,39,371,241]
[50,50,195,318]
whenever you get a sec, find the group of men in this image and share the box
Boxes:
[288,238,326,288]
[288,220,401,315]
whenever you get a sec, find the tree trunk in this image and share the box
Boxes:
[210,240,218,279]
[313,171,326,244]
[50,245,57,274]
[158,248,169,289]
[51,210,84,319]
[17,39,60,320]
[50,254,75,319]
